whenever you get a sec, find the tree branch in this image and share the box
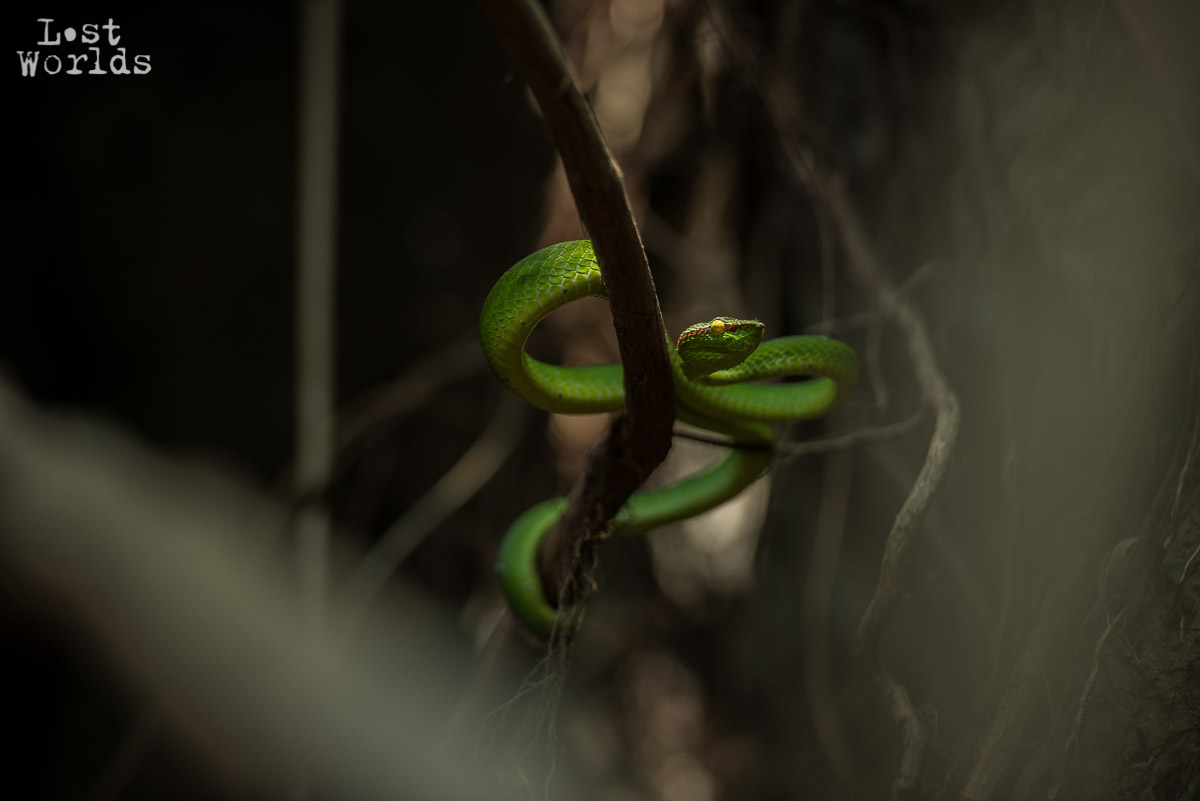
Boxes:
[793,165,960,800]
[810,173,962,660]
[477,0,675,635]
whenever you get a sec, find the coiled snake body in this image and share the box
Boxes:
[480,240,859,637]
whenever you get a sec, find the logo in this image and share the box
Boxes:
[16,18,151,76]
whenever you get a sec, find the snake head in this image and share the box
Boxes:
[676,317,764,379]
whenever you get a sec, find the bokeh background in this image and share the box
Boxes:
[3,1,1199,800]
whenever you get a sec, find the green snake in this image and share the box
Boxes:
[480,240,859,637]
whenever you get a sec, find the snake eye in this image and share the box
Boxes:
[710,319,726,335]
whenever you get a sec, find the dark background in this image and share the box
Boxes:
[3,2,547,468]
[3,1,1200,800]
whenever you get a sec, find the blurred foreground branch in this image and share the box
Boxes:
[294,0,341,636]
[0,376,491,799]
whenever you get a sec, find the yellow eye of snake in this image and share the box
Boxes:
[710,319,726,335]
